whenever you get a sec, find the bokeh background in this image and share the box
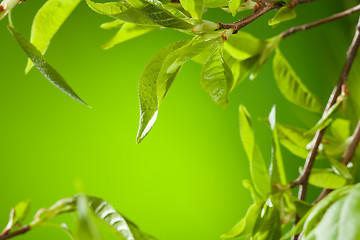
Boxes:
[0,0,359,239]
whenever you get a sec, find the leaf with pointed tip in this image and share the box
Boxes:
[326,156,352,179]
[26,0,81,73]
[179,0,204,19]
[2,200,31,234]
[8,26,88,106]
[268,6,296,26]
[239,105,271,197]
[268,106,287,185]
[86,0,193,29]
[87,196,156,240]
[273,49,323,113]
[309,168,347,189]
[200,46,234,108]
[137,40,189,143]
[102,23,159,50]
[228,0,243,16]
[221,203,262,239]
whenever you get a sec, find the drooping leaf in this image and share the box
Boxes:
[86,0,193,29]
[221,203,262,239]
[306,95,346,135]
[26,0,81,73]
[224,31,266,61]
[305,184,360,240]
[272,49,323,113]
[268,6,296,26]
[239,105,271,197]
[102,23,159,50]
[228,0,243,16]
[137,40,189,143]
[330,118,351,141]
[2,200,31,234]
[309,168,347,189]
[8,26,88,106]
[200,45,234,108]
[88,196,156,240]
[179,0,204,19]
[326,156,352,179]
[268,106,287,185]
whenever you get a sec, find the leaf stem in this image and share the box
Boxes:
[0,225,30,240]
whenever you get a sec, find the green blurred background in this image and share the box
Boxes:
[0,0,358,239]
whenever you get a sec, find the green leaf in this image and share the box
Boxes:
[288,196,312,218]
[179,0,204,19]
[26,0,81,73]
[101,19,125,29]
[86,0,193,30]
[268,6,296,26]
[239,105,271,197]
[305,184,360,240]
[306,95,346,135]
[3,200,31,234]
[102,23,159,50]
[204,0,229,8]
[330,118,351,141]
[228,0,243,16]
[326,156,352,179]
[242,179,261,203]
[76,195,101,240]
[200,45,234,108]
[309,168,347,189]
[272,49,323,113]
[268,106,287,185]
[221,203,262,239]
[224,31,266,61]
[137,40,189,143]
[8,26,88,106]
[88,196,156,240]
[168,31,227,74]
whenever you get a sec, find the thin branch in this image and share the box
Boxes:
[281,4,360,38]
[0,226,30,240]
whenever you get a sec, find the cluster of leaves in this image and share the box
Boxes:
[1,195,155,240]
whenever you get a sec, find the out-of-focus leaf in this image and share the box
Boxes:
[268,6,296,26]
[272,49,323,113]
[200,45,234,108]
[309,168,347,189]
[8,26,88,106]
[2,200,31,234]
[305,184,360,240]
[137,40,189,143]
[179,0,204,19]
[101,19,125,29]
[204,0,229,8]
[86,0,193,29]
[330,118,350,141]
[239,105,271,196]
[221,203,262,239]
[76,195,101,240]
[268,106,287,185]
[224,31,266,61]
[26,0,81,73]
[326,156,352,179]
[88,196,156,240]
[102,23,159,50]
[288,196,312,218]
[242,179,261,203]
[228,0,243,16]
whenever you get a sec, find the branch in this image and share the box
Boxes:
[281,4,360,38]
[0,226,30,240]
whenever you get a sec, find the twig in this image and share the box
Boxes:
[314,120,360,203]
[281,4,360,38]
[291,16,360,240]
[0,226,30,240]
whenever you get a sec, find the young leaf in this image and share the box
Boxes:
[221,203,262,239]
[268,106,287,185]
[76,195,101,240]
[26,0,81,73]
[8,26,88,106]
[242,179,261,203]
[305,184,360,240]
[200,46,234,108]
[137,40,189,143]
[228,0,243,17]
[330,118,350,141]
[86,0,193,30]
[101,23,159,50]
[309,168,347,189]
[239,105,271,197]
[2,200,31,234]
[179,0,204,19]
[326,156,352,179]
[88,196,156,240]
[268,6,296,26]
[272,49,323,113]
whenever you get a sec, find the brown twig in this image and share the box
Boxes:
[281,4,360,38]
[291,16,360,240]
[0,226,30,240]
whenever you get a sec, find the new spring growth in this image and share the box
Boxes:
[0,0,22,21]
[192,21,219,34]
